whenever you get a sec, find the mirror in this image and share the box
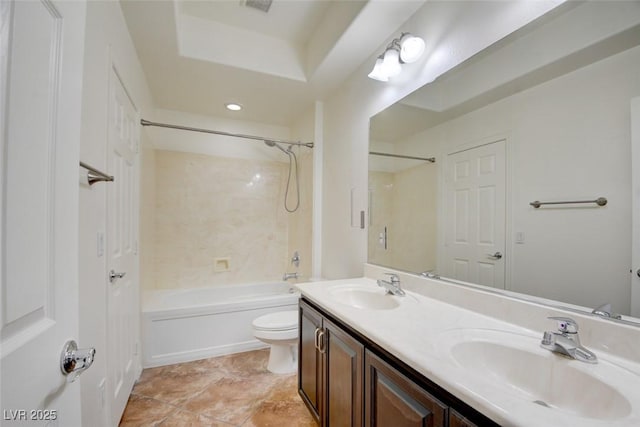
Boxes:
[368,2,640,319]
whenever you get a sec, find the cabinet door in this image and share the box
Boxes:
[449,409,478,427]
[324,318,364,427]
[365,351,447,427]
[298,301,323,422]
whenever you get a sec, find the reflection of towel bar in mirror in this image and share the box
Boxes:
[529,197,607,208]
[369,151,435,162]
[79,161,114,185]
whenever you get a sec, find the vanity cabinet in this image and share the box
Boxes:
[449,410,478,427]
[298,299,364,426]
[299,300,323,421]
[299,298,492,427]
[365,351,446,427]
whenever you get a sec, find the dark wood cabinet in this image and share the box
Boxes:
[299,301,323,421]
[298,299,364,427]
[365,351,446,427]
[449,410,478,427]
[298,298,497,427]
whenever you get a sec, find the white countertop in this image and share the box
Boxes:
[295,276,640,427]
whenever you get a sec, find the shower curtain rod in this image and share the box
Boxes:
[369,151,435,163]
[140,119,314,148]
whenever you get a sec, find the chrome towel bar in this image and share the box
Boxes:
[529,197,607,208]
[79,161,114,185]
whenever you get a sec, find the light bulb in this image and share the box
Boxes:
[381,48,401,78]
[225,103,242,111]
[399,33,425,63]
[368,57,389,82]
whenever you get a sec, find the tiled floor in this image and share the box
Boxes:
[119,349,317,427]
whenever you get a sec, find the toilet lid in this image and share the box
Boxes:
[252,310,298,331]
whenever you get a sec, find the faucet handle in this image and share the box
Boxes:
[548,316,579,333]
[384,273,399,283]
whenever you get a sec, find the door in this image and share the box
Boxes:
[632,98,640,317]
[324,318,363,427]
[365,351,446,427]
[444,140,506,288]
[106,66,140,424]
[1,0,87,425]
[298,301,323,422]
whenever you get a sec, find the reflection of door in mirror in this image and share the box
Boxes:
[444,140,506,289]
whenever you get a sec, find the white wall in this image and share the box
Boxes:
[78,1,154,425]
[320,1,561,279]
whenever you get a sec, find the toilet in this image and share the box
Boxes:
[252,310,299,374]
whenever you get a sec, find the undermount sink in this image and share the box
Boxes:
[328,284,400,310]
[440,329,634,421]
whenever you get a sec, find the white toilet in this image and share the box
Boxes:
[252,310,299,374]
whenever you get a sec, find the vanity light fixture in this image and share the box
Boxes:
[398,32,425,63]
[368,32,425,82]
[368,55,389,82]
[225,103,243,111]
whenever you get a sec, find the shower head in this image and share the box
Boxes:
[264,140,289,155]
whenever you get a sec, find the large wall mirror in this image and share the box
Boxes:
[368,2,640,319]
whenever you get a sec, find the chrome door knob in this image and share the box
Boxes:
[487,251,503,260]
[60,340,96,382]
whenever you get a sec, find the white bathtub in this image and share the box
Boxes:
[142,282,300,367]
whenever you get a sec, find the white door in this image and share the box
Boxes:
[106,66,140,425]
[1,0,87,425]
[631,98,640,317]
[444,140,506,288]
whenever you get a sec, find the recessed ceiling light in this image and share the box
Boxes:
[225,103,242,111]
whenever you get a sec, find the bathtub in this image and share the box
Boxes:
[142,282,300,367]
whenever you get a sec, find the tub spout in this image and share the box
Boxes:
[283,272,298,281]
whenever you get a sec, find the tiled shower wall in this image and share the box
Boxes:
[286,149,313,282]
[152,149,299,289]
[368,162,437,273]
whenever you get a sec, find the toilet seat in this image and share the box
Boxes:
[252,310,298,332]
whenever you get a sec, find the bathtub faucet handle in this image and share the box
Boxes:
[291,251,300,268]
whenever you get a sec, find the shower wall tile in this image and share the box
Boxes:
[368,164,437,273]
[368,171,394,268]
[287,150,313,281]
[153,150,289,289]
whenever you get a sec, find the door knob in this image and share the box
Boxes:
[60,340,95,382]
[109,269,126,283]
[487,251,503,260]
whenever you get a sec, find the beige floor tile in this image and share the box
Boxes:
[157,409,232,427]
[120,350,317,427]
[119,395,177,427]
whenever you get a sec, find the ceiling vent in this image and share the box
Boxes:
[243,0,273,13]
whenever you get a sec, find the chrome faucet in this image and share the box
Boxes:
[592,303,622,320]
[377,273,405,296]
[540,317,597,364]
[420,270,440,279]
[283,272,298,281]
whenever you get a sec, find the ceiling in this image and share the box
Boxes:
[120,0,425,126]
[370,2,640,144]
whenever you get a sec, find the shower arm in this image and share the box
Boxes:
[140,119,314,149]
